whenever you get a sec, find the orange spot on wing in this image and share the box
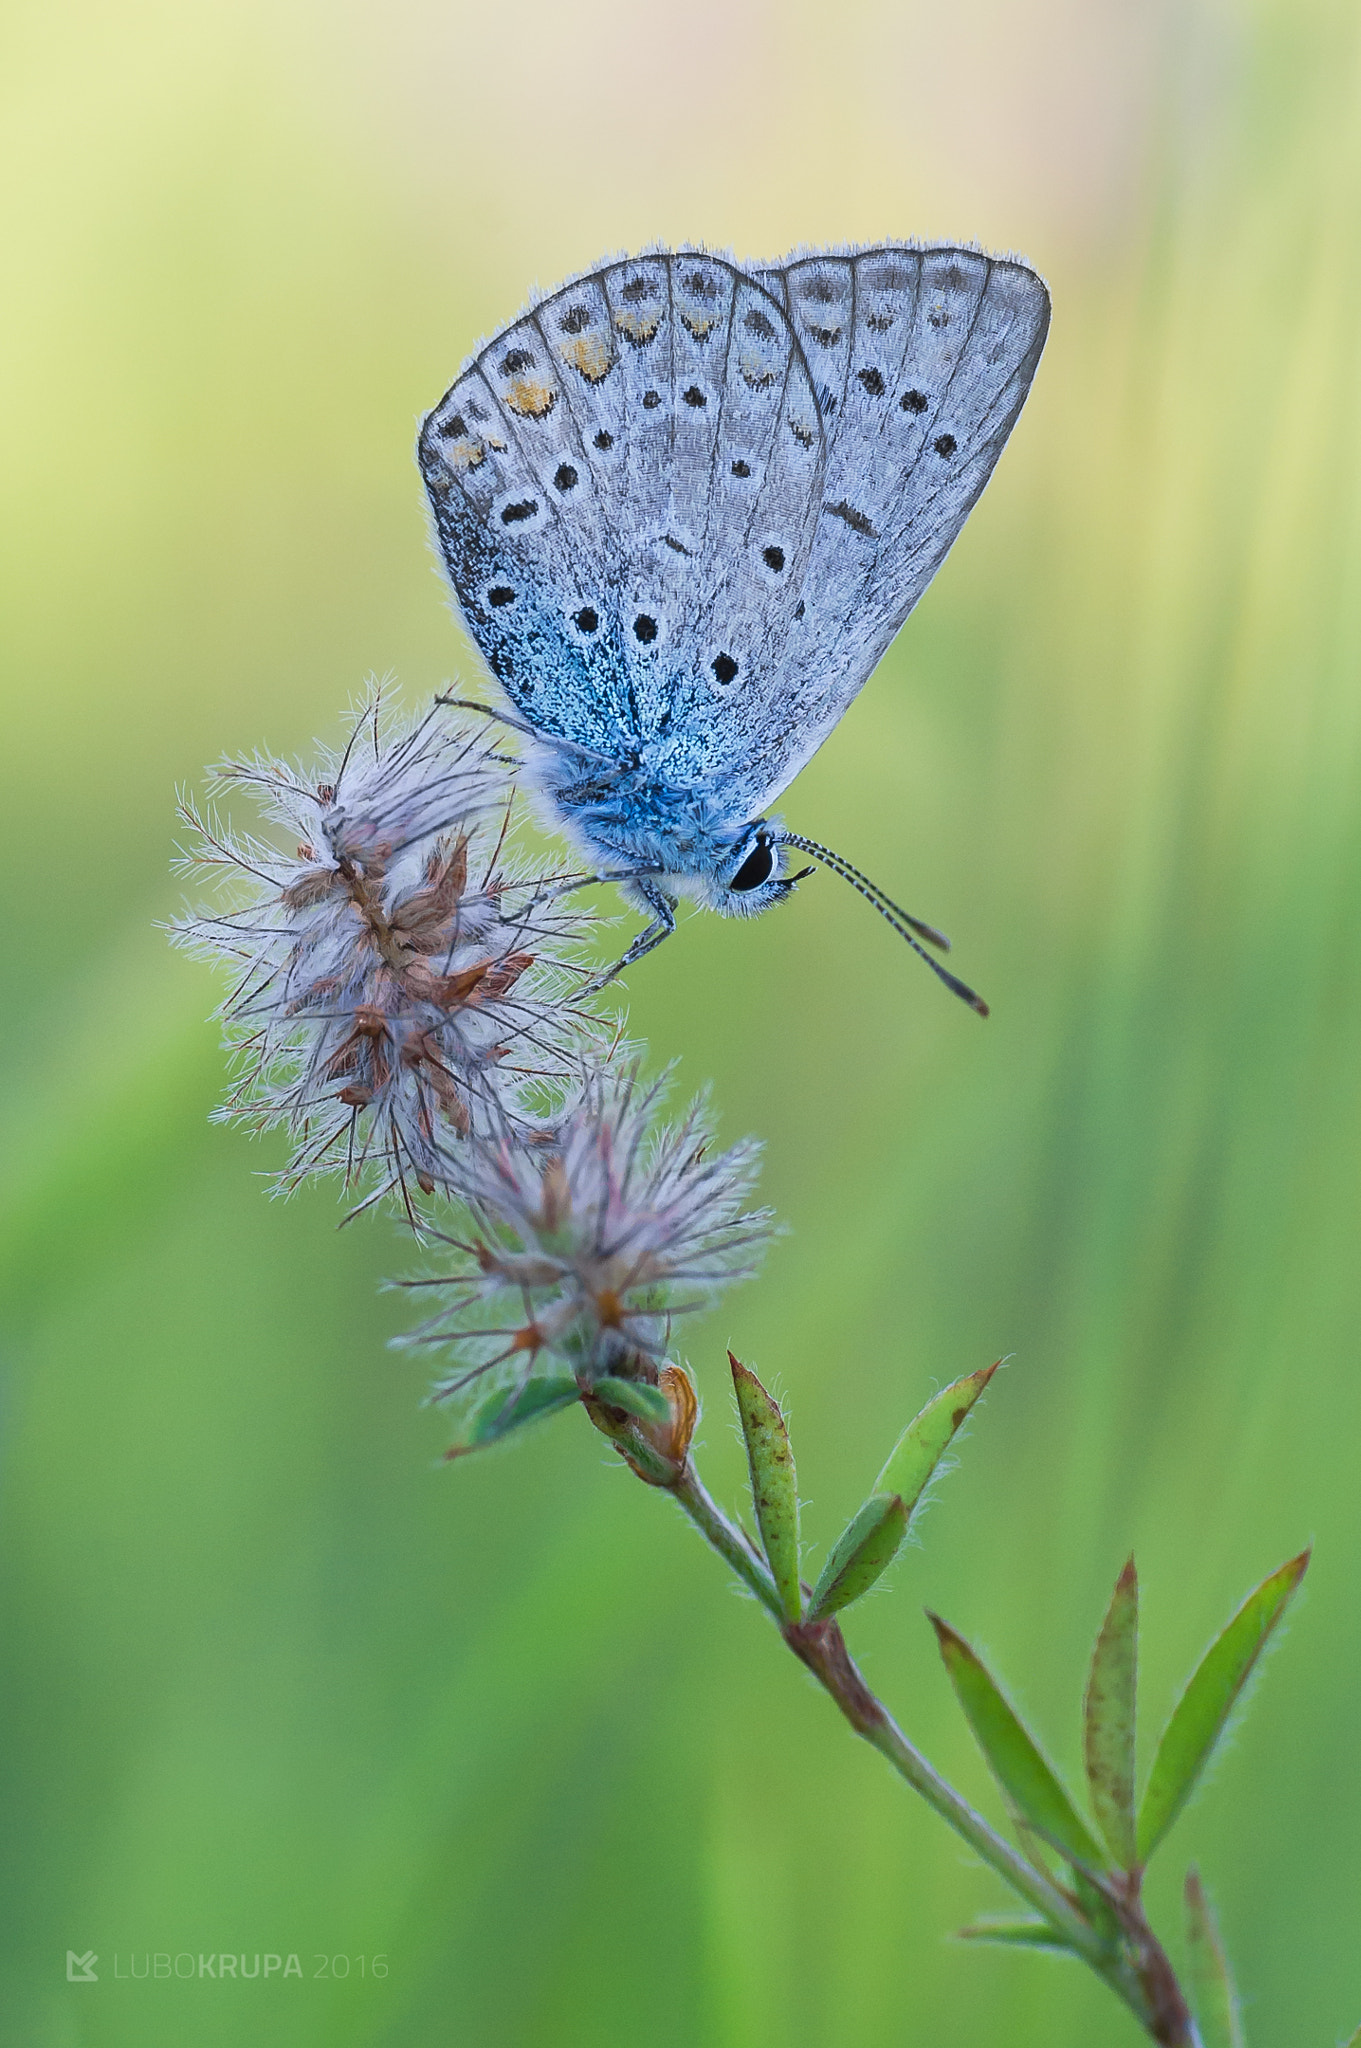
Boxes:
[614,307,661,344]
[558,331,614,383]
[738,350,777,390]
[504,377,557,418]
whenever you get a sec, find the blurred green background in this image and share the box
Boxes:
[5,0,1361,2041]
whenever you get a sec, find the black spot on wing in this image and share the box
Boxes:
[825,499,879,538]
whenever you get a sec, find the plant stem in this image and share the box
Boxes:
[665,1455,1195,2045]
[673,1460,785,1618]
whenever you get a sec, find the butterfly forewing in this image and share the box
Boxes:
[730,244,1049,809]
[880,256,1049,596]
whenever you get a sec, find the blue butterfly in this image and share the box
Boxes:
[419,243,1049,1011]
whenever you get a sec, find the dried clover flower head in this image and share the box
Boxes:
[406,1066,772,1414]
[172,695,599,1205]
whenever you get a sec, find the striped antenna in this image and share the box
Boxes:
[776,833,989,1017]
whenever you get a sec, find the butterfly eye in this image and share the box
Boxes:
[730,841,776,892]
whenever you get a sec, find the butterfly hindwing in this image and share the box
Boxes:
[419,253,826,780]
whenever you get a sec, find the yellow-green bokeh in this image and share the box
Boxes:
[5,1,1361,2041]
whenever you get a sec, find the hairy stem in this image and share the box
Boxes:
[672,1460,785,1618]
[661,1452,1194,2043]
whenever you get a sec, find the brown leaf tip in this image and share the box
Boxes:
[927,1610,965,1655]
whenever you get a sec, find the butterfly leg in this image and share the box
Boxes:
[588,881,677,990]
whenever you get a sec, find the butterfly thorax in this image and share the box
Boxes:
[525,740,759,905]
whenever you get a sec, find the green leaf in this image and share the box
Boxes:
[1138,1550,1309,1863]
[875,1361,998,1519]
[443,1375,579,1458]
[1184,1869,1245,2048]
[801,1363,1000,1625]
[807,1494,909,1619]
[1084,1557,1139,1868]
[591,1376,672,1424]
[729,1354,801,1622]
[956,1918,1072,1954]
[930,1615,1108,1873]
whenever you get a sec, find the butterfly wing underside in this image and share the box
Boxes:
[734,244,1051,810]
[418,254,827,790]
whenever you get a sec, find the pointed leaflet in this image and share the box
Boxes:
[1083,1558,1139,1868]
[875,1362,998,1519]
[1184,1870,1245,2048]
[592,1376,673,1424]
[802,1363,997,1625]
[956,1918,1072,1955]
[931,1616,1108,1873]
[730,1355,801,1622]
[807,1496,909,1620]
[443,1375,580,1458]
[1137,1551,1309,1863]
